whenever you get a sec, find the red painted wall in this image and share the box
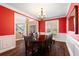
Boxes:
[59,17,67,33]
[67,3,79,33]
[68,16,74,31]
[38,20,45,32]
[0,6,14,36]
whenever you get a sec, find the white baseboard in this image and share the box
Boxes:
[16,38,24,41]
[66,43,73,56]
[0,45,15,53]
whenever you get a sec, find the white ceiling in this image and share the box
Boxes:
[5,3,70,20]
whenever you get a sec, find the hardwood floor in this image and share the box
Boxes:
[0,40,70,56]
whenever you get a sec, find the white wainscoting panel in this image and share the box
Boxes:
[53,33,67,42]
[0,35,16,53]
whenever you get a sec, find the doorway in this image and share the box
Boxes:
[14,13,26,41]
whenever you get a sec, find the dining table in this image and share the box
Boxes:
[31,34,48,55]
[24,34,53,55]
[31,34,47,45]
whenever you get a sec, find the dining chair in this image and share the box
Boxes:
[24,36,33,55]
[45,34,53,50]
[24,35,39,56]
[37,41,47,55]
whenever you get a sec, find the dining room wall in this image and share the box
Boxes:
[0,5,16,53]
[66,3,79,56]
[67,3,79,34]
[38,17,67,34]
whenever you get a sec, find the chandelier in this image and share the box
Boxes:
[38,8,46,20]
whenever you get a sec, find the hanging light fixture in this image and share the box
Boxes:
[38,8,46,20]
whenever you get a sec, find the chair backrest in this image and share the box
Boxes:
[49,34,53,39]
[49,34,55,45]
[45,34,53,45]
[24,36,29,47]
[24,36,34,55]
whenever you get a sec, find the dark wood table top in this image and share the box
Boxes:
[32,35,46,42]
